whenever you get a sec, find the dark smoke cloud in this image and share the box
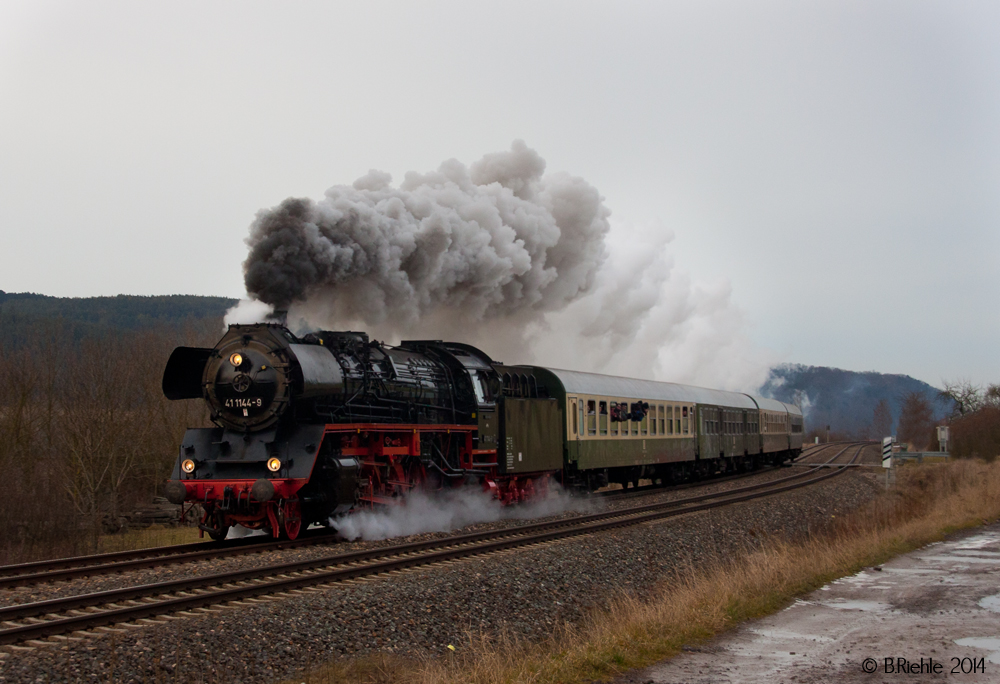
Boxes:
[231,141,771,391]
[243,140,610,321]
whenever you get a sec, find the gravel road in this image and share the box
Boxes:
[0,461,883,684]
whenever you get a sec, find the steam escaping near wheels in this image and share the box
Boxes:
[330,484,594,542]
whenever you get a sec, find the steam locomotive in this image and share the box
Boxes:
[163,324,802,540]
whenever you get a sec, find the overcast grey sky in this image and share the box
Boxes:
[1,1,997,387]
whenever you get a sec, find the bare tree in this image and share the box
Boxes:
[940,380,984,417]
[871,399,892,439]
[898,392,934,451]
[60,337,152,547]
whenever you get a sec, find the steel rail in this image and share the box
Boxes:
[0,444,865,646]
[0,450,819,588]
[0,530,344,590]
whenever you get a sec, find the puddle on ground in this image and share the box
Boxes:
[838,572,878,585]
[954,637,1000,664]
[883,567,946,575]
[820,600,890,612]
[954,535,1000,551]
[749,628,834,642]
[978,594,1000,612]
[918,556,1000,565]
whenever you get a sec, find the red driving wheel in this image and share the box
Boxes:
[280,499,302,540]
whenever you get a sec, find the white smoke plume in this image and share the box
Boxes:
[232,141,771,390]
[330,484,593,542]
[224,298,275,327]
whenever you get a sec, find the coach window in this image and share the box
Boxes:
[651,405,658,435]
[631,409,639,436]
[599,401,608,436]
[682,406,689,435]
[641,405,649,436]
[587,400,597,436]
[571,400,578,435]
[668,406,674,435]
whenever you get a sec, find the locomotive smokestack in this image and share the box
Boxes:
[271,310,288,326]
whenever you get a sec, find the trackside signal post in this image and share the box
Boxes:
[937,425,950,453]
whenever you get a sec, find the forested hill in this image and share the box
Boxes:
[1,291,948,438]
[760,363,948,438]
[0,291,237,347]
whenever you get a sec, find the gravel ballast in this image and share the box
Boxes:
[0,463,883,683]
[0,465,798,610]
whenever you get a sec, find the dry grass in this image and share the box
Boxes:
[287,460,1000,684]
[95,524,202,555]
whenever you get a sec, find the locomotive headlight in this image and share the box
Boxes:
[229,352,243,367]
[181,459,196,473]
[267,457,282,472]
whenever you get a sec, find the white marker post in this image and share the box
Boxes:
[882,436,893,489]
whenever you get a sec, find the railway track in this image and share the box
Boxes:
[0,529,344,591]
[0,455,806,589]
[795,440,878,466]
[0,443,866,647]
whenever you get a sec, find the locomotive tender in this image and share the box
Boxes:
[162,324,803,540]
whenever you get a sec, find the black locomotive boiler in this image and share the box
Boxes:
[163,324,802,540]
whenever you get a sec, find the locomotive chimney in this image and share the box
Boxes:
[271,309,289,326]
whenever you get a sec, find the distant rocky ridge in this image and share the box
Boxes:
[1,291,946,436]
[760,363,948,438]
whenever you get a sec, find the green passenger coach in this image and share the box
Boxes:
[493,364,803,491]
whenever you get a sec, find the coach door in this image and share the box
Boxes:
[500,396,562,474]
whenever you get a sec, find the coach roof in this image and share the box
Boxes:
[531,366,760,409]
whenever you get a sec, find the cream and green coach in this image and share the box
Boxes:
[493,364,803,490]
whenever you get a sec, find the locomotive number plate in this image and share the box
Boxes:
[225,397,263,408]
